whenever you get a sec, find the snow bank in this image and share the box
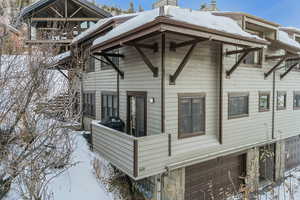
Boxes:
[47,133,113,200]
[278,30,300,49]
[5,132,114,200]
[93,6,264,47]
[72,12,139,44]
[50,51,71,64]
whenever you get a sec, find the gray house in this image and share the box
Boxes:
[54,1,300,200]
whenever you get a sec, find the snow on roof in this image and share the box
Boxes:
[280,27,300,35]
[92,6,265,47]
[50,51,71,65]
[278,30,300,49]
[71,12,139,44]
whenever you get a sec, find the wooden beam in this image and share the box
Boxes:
[31,18,100,22]
[226,51,250,78]
[25,39,72,44]
[103,55,124,79]
[70,7,82,18]
[280,62,299,79]
[50,7,64,18]
[225,47,262,56]
[56,66,70,80]
[169,43,197,85]
[170,38,207,51]
[90,55,110,66]
[126,42,158,52]
[264,56,287,78]
[265,55,286,61]
[65,0,68,18]
[134,45,158,77]
[93,52,125,58]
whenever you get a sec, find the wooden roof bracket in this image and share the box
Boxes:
[169,42,198,85]
[93,52,124,58]
[56,66,70,80]
[134,45,159,77]
[225,47,262,56]
[90,54,110,66]
[280,62,299,80]
[127,42,158,52]
[169,38,207,51]
[264,56,288,79]
[103,55,125,79]
[226,51,250,78]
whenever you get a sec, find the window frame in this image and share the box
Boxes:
[84,48,95,73]
[258,92,271,112]
[178,93,206,139]
[228,92,250,119]
[239,29,264,68]
[83,91,96,119]
[294,91,300,110]
[101,91,118,121]
[277,91,287,111]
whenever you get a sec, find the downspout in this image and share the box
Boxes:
[161,33,166,133]
[117,73,120,117]
[219,43,224,144]
[272,71,276,139]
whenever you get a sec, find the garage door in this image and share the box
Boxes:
[285,135,300,171]
[185,154,246,200]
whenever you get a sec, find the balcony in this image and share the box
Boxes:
[91,122,169,180]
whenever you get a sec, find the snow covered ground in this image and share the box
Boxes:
[4,130,300,200]
[5,132,114,200]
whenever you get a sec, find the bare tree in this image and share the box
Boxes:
[0,31,80,199]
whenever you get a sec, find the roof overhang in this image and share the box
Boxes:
[20,0,112,20]
[91,16,269,52]
[268,38,300,55]
[72,16,135,46]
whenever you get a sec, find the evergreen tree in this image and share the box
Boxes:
[138,4,144,12]
[128,1,135,13]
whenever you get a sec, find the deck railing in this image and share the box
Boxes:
[91,122,169,180]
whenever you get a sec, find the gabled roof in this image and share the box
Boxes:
[91,6,268,51]
[20,0,111,19]
[72,12,138,45]
[212,11,280,28]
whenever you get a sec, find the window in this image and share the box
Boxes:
[277,91,287,110]
[101,92,118,121]
[101,49,119,70]
[86,56,95,73]
[294,92,300,109]
[259,92,270,112]
[83,92,96,118]
[241,29,263,66]
[178,93,205,138]
[228,92,249,119]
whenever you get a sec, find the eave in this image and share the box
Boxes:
[267,38,300,55]
[91,17,269,52]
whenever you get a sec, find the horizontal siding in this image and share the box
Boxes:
[92,123,135,176]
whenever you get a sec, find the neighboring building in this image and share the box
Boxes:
[19,0,112,53]
[34,1,300,200]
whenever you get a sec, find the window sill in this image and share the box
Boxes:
[228,114,249,120]
[178,132,205,139]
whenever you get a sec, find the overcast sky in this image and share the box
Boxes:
[96,0,300,28]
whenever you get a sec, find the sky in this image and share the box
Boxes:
[96,0,300,28]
